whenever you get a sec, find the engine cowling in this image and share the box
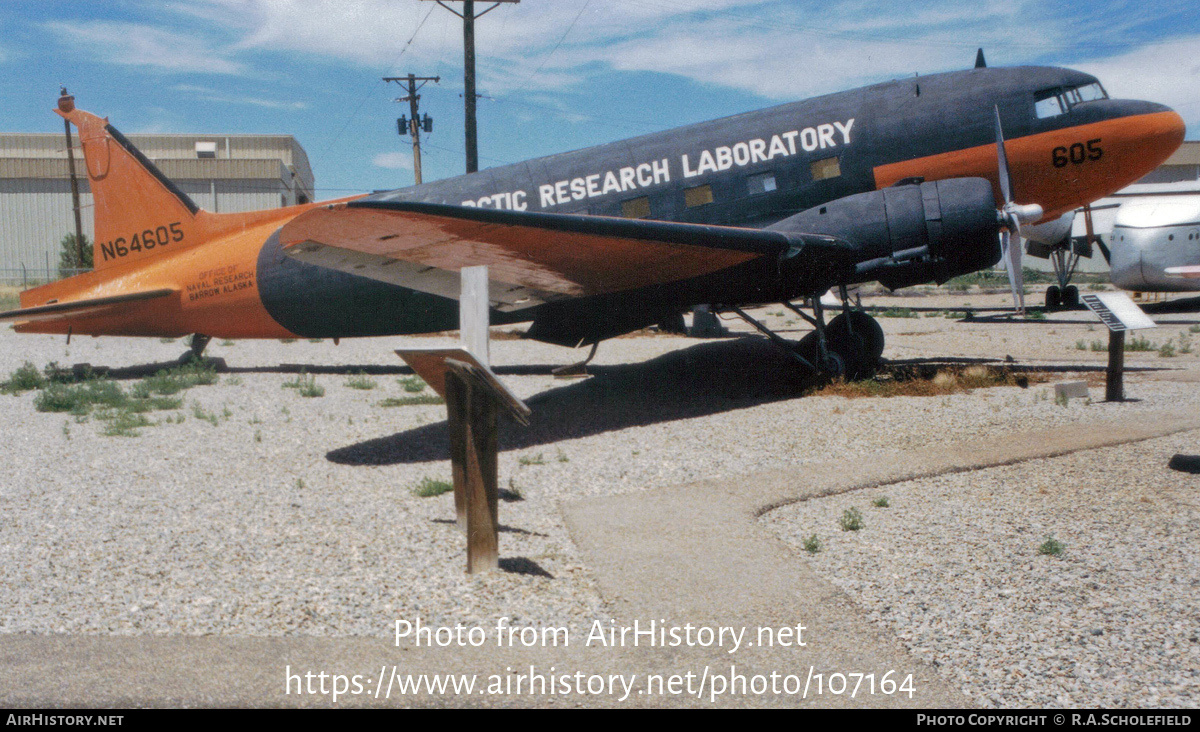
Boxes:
[769,178,1002,290]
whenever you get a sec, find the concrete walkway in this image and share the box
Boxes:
[4,410,1199,707]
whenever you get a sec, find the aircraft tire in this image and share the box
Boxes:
[795,312,882,380]
[1046,286,1062,309]
[1063,285,1080,309]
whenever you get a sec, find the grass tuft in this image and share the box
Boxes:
[839,507,864,532]
[872,496,890,508]
[344,372,377,390]
[398,376,427,393]
[803,534,822,554]
[411,477,453,498]
[378,394,444,407]
[1038,536,1065,557]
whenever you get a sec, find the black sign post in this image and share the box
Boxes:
[1080,293,1157,402]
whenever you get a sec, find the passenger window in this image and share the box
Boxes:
[810,156,841,181]
[620,196,650,219]
[747,172,777,195]
[684,184,713,208]
[1034,88,1065,118]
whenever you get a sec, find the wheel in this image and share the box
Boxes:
[1046,286,1061,309]
[827,311,885,363]
[794,311,883,380]
[1062,285,1079,308]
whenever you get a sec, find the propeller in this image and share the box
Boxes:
[993,105,1043,315]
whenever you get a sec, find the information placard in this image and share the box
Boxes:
[1081,292,1157,332]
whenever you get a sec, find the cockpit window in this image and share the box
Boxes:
[1035,82,1108,118]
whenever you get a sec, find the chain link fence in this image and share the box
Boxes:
[0,267,92,288]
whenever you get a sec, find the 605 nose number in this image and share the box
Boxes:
[1052,139,1102,167]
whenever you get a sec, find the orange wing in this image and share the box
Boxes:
[278,201,821,311]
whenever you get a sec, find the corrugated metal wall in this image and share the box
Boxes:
[0,132,312,283]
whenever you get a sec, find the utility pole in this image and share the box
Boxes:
[59,87,85,271]
[420,0,519,174]
[384,73,439,185]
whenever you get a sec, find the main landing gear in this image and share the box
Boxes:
[726,285,885,380]
[1044,247,1081,310]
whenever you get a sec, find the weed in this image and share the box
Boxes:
[1159,341,1177,358]
[839,507,864,532]
[803,534,822,554]
[1090,340,1106,352]
[398,376,427,393]
[100,410,151,437]
[1087,283,1107,291]
[35,379,125,414]
[2,362,45,393]
[141,361,219,395]
[284,371,324,397]
[1178,333,1193,354]
[1038,536,1065,557]
[159,337,176,344]
[1055,390,1070,407]
[378,394,444,406]
[519,453,546,466]
[225,376,243,386]
[295,478,306,490]
[557,449,569,463]
[220,339,235,347]
[62,421,70,440]
[879,307,918,318]
[411,477,453,497]
[1190,325,1200,334]
[1126,335,1155,352]
[191,402,220,426]
[872,496,890,508]
[501,478,524,502]
[1025,310,1047,320]
[254,430,262,443]
[345,372,376,390]
[308,338,324,344]
[299,377,325,397]
[279,338,297,344]
[1075,340,1087,351]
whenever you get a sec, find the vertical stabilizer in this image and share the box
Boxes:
[55,95,201,271]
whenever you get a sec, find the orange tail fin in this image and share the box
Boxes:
[56,95,201,271]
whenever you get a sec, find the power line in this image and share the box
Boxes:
[312,3,437,172]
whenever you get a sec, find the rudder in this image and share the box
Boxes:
[57,94,201,271]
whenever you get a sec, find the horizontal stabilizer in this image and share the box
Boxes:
[0,288,177,324]
[279,201,845,311]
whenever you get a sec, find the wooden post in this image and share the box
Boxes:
[447,359,500,573]
[460,265,490,367]
[1106,329,1125,402]
[445,370,469,531]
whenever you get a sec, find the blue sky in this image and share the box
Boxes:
[1,1,1197,197]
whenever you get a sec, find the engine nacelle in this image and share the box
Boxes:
[769,178,1002,290]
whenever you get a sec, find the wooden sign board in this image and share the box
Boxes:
[395,347,530,425]
[1081,292,1157,332]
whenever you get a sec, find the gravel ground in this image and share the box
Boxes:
[1,290,1198,705]
[764,432,1200,709]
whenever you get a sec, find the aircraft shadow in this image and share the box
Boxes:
[326,337,820,466]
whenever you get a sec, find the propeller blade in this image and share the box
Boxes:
[999,231,1026,315]
[994,105,1013,205]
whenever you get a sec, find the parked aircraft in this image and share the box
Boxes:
[1023,184,1200,306]
[0,59,1184,378]
[1107,193,1200,292]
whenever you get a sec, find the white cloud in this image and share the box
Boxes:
[171,84,307,109]
[372,151,414,170]
[45,20,244,75]
[1076,36,1200,128]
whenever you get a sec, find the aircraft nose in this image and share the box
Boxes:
[1112,100,1186,167]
